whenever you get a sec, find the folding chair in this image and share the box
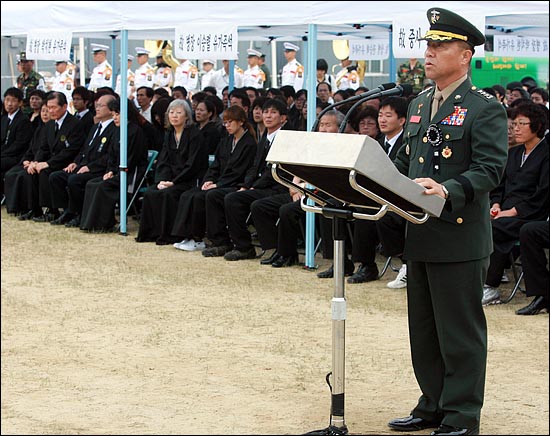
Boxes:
[499,241,524,304]
[126,149,159,215]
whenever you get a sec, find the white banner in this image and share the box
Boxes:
[26,30,72,61]
[349,39,389,60]
[493,36,549,58]
[175,24,238,60]
[392,15,485,58]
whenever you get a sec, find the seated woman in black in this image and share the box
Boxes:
[135,99,208,245]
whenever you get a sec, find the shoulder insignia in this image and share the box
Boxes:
[296,65,304,73]
[476,88,494,100]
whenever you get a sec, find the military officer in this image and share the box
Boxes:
[51,60,76,110]
[200,60,216,90]
[133,47,156,95]
[334,57,360,91]
[280,42,304,92]
[15,51,46,115]
[243,49,265,89]
[173,59,199,96]
[211,60,244,99]
[387,7,508,436]
[88,44,113,92]
[115,54,135,98]
[154,53,174,89]
[397,58,428,96]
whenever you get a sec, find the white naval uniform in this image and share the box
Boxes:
[133,63,156,92]
[200,69,216,90]
[52,63,76,106]
[115,69,136,97]
[243,65,265,89]
[155,66,174,89]
[211,66,244,99]
[174,60,199,94]
[89,60,113,92]
[281,58,304,91]
[335,67,360,91]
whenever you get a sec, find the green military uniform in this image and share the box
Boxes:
[397,59,426,95]
[391,7,508,433]
[16,51,45,116]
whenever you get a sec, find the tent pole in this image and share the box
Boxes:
[119,30,128,235]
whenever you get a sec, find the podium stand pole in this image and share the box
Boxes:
[330,217,348,432]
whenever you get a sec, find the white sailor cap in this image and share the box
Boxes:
[91,43,109,53]
[120,54,135,61]
[55,60,68,64]
[247,49,262,57]
[202,59,215,65]
[135,47,150,55]
[283,42,300,52]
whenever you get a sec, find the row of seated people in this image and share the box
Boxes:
[3,87,548,313]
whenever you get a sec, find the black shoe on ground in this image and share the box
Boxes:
[65,215,81,228]
[272,254,299,268]
[51,210,73,225]
[260,250,279,265]
[33,209,60,223]
[516,296,548,315]
[388,415,441,432]
[18,210,38,221]
[224,247,257,261]
[317,259,355,279]
[430,424,479,435]
[347,263,379,284]
[202,245,232,257]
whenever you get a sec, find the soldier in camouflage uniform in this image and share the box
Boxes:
[16,51,46,116]
[397,58,427,96]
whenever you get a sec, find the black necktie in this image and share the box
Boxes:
[54,122,60,135]
[90,123,102,145]
[384,140,390,154]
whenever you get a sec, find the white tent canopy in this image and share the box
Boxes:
[2,1,549,40]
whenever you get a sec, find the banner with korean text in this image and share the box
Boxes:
[392,16,485,58]
[26,30,72,61]
[349,39,390,60]
[175,24,238,60]
[493,36,549,58]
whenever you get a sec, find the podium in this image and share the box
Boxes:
[267,130,444,435]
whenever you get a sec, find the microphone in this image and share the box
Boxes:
[313,83,408,132]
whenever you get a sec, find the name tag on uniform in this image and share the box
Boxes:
[440,107,467,126]
[409,115,421,123]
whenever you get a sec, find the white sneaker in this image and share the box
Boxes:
[175,239,206,252]
[387,264,407,289]
[173,238,189,249]
[482,285,501,306]
[501,271,510,283]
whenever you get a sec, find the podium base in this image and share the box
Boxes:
[304,425,349,435]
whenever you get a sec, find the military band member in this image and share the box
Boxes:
[51,60,76,109]
[88,44,113,92]
[154,53,174,89]
[212,60,244,100]
[388,7,508,436]
[243,49,266,89]
[115,54,136,98]
[200,60,216,91]
[334,57,360,91]
[174,59,199,95]
[133,47,156,94]
[280,42,304,92]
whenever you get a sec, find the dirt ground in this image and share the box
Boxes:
[1,208,548,435]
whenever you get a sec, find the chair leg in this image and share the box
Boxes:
[500,271,524,304]
[378,256,393,278]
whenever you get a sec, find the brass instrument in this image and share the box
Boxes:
[331,40,366,83]
[144,40,180,70]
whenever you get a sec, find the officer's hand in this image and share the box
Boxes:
[414,177,446,199]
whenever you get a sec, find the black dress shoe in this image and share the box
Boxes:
[347,263,379,284]
[272,254,299,268]
[430,424,479,435]
[65,215,81,228]
[51,210,73,225]
[388,415,440,432]
[516,296,548,315]
[18,210,37,221]
[317,259,355,279]
[260,250,279,265]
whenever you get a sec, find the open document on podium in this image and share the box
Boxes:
[267,130,445,220]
